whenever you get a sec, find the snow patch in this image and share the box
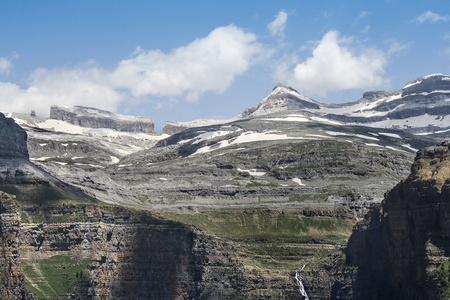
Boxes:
[310,116,342,125]
[402,144,418,152]
[379,132,401,139]
[365,143,383,147]
[190,131,316,156]
[324,131,379,141]
[263,114,309,122]
[237,168,266,176]
[292,178,305,186]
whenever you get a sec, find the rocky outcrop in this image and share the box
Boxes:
[333,138,450,299]
[0,112,28,159]
[0,192,35,299]
[50,105,155,133]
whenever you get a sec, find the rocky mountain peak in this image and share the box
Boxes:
[0,112,28,159]
[238,83,320,119]
[272,83,300,93]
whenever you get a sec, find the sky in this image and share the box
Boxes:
[1,0,450,132]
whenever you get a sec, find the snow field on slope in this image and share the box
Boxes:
[36,119,168,140]
[190,131,319,156]
[262,114,342,125]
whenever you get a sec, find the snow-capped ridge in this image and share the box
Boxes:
[238,83,320,119]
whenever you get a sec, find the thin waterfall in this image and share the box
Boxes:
[294,265,309,300]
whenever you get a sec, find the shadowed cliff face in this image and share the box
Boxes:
[0,192,35,300]
[15,204,246,299]
[0,112,28,159]
[341,139,450,299]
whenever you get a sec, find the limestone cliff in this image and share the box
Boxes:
[335,139,450,299]
[0,112,28,159]
[0,192,35,299]
[18,204,244,299]
[50,105,155,133]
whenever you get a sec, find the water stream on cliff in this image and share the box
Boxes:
[295,265,309,300]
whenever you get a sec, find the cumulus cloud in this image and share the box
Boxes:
[285,30,387,96]
[416,11,450,23]
[0,57,12,75]
[0,66,123,117]
[0,25,266,116]
[111,25,264,102]
[267,10,288,37]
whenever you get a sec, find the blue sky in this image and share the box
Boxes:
[1,0,450,131]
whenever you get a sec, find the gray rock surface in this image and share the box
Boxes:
[26,110,436,211]
[50,105,155,133]
[0,113,28,159]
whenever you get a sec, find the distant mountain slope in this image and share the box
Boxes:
[0,112,96,205]
[164,74,450,136]
[30,109,433,210]
[317,74,450,134]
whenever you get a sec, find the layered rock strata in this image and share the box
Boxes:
[329,139,450,299]
[50,105,155,133]
[18,204,241,299]
[0,192,35,299]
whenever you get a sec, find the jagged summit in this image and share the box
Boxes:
[238,83,320,119]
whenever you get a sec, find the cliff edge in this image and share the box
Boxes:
[340,138,450,299]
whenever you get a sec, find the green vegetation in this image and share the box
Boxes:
[22,255,92,299]
[162,209,355,277]
[245,182,277,187]
[438,259,450,299]
[288,193,329,203]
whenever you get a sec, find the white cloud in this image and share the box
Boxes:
[110,25,264,103]
[0,57,12,75]
[386,40,413,55]
[416,11,450,23]
[267,10,288,37]
[355,11,370,21]
[284,30,387,96]
[0,66,123,117]
[0,25,266,116]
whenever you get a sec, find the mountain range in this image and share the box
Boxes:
[1,73,450,299]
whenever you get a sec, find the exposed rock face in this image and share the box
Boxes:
[0,193,35,299]
[0,112,28,159]
[15,204,262,299]
[337,138,450,299]
[50,105,155,133]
